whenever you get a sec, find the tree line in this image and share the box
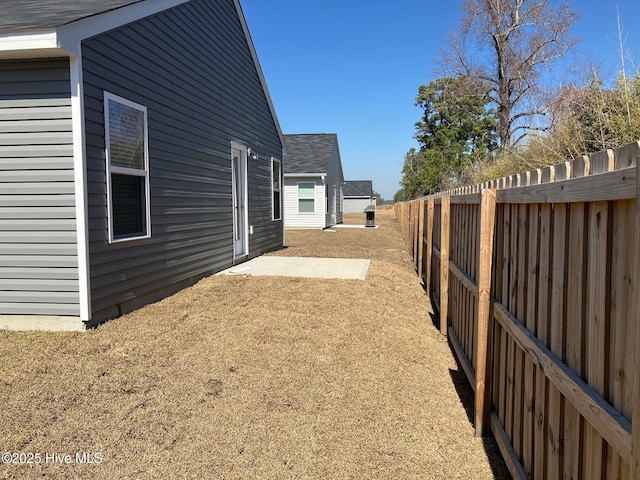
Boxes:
[395,0,639,201]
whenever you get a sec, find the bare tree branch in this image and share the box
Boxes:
[438,0,579,149]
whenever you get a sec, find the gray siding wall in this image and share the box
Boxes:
[82,0,283,318]
[325,142,344,227]
[0,58,80,316]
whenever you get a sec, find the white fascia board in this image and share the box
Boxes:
[0,30,63,59]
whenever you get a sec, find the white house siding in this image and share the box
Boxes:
[283,178,325,228]
[0,58,80,316]
[344,198,371,213]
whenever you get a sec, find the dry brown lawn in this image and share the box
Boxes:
[0,209,509,479]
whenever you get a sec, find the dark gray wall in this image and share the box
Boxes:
[325,141,344,226]
[82,0,283,318]
[0,58,80,316]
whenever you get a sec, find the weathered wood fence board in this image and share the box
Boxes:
[394,141,640,479]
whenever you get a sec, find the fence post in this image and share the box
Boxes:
[426,198,435,296]
[440,195,450,336]
[407,203,412,251]
[475,189,497,437]
[632,161,640,478]
[417,200,426,277]
[413,200,421,264]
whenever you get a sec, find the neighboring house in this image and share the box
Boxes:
[0,0,285,330]
[282,134,344,228]
[343,180,375,213]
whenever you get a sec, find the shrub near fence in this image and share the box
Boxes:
[395,141,640,480]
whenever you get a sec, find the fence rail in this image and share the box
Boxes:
[395,141,640,479]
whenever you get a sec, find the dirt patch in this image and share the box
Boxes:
[0,209,509,479]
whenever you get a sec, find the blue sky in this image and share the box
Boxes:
[241,1,640,200]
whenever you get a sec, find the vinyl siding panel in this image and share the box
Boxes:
[283,178,325,228]
[0,58,80,317]
[324,142,344,226]
[82,0,283,319]
[0,267,78,280]
[344,198,372,213]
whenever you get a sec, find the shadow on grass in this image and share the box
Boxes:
[447,361,512,480]
[428,307,512,480]
[420,275,511,477]
[428,310,440,332]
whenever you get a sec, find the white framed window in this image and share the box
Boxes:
[298,182,315,213]
[104,92,150,243]
[272,158,281,220]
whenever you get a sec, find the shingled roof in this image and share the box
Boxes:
[344,180,373,198]
[0,1,144,32]
[0,0,285,148]
[283,134,339,174]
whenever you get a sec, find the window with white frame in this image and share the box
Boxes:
[272,158,281,220]
[104,92,150,242]
[298,182,315,213]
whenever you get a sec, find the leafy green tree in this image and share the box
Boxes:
[415,77,497,179]
[393,189,409,203]
[397,148,448,200]
[396,76,498,200]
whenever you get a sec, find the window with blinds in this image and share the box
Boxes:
[104,92,150,242]
[298,182,315,213]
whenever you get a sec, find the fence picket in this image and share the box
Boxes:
[426,199,434,296]
[585,200,611,476]
[417,200,425,278]
[396,141,640,478]
[440,196,450,336]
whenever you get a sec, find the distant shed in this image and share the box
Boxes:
[343,180,375,213]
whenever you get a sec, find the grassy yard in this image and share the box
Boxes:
[0,209,509,479]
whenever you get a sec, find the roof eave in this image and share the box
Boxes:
[0,0,285,156]
[0,30,72,59]
[284,173,327,179]
[0,0,190,59]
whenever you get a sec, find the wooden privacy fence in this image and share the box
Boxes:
[395,141,640,479]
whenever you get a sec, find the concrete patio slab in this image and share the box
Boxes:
[333,224,379,229]
[219,256,371,280]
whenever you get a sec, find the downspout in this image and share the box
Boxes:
[70,54,92,321]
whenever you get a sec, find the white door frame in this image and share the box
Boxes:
[231,143,248,261]
[332,185,337,223]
